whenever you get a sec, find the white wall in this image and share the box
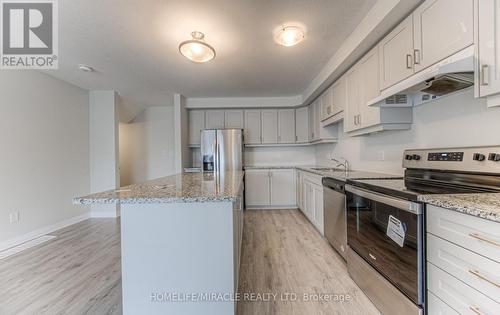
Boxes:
[119,106,176,185]
[0,71,90,247]
[315,90,500,175]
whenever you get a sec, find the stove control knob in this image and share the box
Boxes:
[488,153,500,162]
[473,153,486,161]
[412,154,421,161]
[405,154,413,160]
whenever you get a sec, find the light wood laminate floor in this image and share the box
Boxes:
[0,218,122,315]
[237,210,380,315]
[0,210,379,315]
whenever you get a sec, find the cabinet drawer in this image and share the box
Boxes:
[427,205,500,263]
[427,234,500,302]
[428,263,500,314]
[427,292,459,315]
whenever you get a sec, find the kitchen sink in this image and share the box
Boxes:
[311,167,342,172]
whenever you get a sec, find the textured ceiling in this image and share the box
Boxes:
[44,0,377,108]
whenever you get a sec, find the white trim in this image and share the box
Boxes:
[185,95,303,109]
[0,213,90,252]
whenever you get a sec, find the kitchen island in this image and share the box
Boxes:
[74,171,245,315]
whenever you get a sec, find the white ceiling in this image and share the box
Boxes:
[45,0,377,110]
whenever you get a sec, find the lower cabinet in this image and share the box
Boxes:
[426,205,500,313]
[245,168,296,208]
[297,171,324,235]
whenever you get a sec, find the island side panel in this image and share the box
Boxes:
[120,201,236,315]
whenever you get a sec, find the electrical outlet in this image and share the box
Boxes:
[9,211,19,224]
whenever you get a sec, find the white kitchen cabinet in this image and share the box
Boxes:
[346,45,412,135]
[300,171,324,235]
[379,15,415,90]
[331,76,346,117]
[245,168,296,209]
[261,109,278,144]
[413,0,474,72]
[308,100,321,141]
[296,171,304,210]
[224,110,244,128]
[270,169,296,206]
[188,110,205,145]
[205,110,225,129]
[476,0,500,107]
[245,170,271,206]
[320,85,334,121]
[295,107,309,143]
[277,109,295,143]
[243,109,261,144]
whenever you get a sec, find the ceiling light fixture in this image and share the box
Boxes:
[78,64,94,72]
[275,25,305,47]
[179,31,216,63]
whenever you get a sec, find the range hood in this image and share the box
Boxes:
[368,46,475,107]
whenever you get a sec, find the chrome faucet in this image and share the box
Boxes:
[331,157,350,174]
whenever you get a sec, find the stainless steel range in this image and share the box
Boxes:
[345,146,500,315]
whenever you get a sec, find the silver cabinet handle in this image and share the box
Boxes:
[481,65,490,86]
[468,269,500,288]
[369,253,377,260]
[469,305,485,315]
[469,232,500,247]
[414,49,420,65]
[406,54,413,69]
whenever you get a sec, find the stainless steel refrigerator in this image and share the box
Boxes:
[200,129,243,174]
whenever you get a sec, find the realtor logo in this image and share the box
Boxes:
[1,0,58,69]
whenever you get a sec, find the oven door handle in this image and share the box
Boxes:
[345,185,423,215]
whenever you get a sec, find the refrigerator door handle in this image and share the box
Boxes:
[214,136,219,175]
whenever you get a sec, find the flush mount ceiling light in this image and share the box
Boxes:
[274,25,305,47]
[179,31,216,63]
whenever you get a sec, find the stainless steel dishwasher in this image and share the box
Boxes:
[322,177,347,260]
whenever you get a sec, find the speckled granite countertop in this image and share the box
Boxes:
[74,171,244,205]
[244,165,399,181]
[419,193,500,223]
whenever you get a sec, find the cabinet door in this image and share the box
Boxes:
[359,46,381,128]
[205,110,225,129]
[296,171,303,210]
[344,66,360,132]
[224,110,244,128]
[244,110,261,144]
[270,169,296,206]
[379,15,414,90]
[331,76,346,116]
[313,184,324,235]
[320,86,334,121]
[188,110,205,145]
[413,0,473,72]
[261,109,278,144]
[477,0,500,100]
[304,181,315,221]
[245,170,270,206]
[277,109,295,143]
[295,107,309,143]
[308,104,316,140]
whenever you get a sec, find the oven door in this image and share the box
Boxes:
[345,185,424,305]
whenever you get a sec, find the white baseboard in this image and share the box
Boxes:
[245,206,298,210]
[0,212,90,252]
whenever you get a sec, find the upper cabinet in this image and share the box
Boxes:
[331,76,346,118]
[277,109,295,144]
[295,107,309,143]
[261,109,278,144]
[413,0,473,72]
[205,110,225,129]
[244,109,261,144]
[346,45,412,135]
[224,110,244,128]
[188,110,205,145]
[379,0,474,90]
[320,86,333,121]
[476,0,500,107]
[379,15,415,90]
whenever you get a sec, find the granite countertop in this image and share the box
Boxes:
[418,193,500,223]
[244,165,399,181]
[74,171,244,205]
